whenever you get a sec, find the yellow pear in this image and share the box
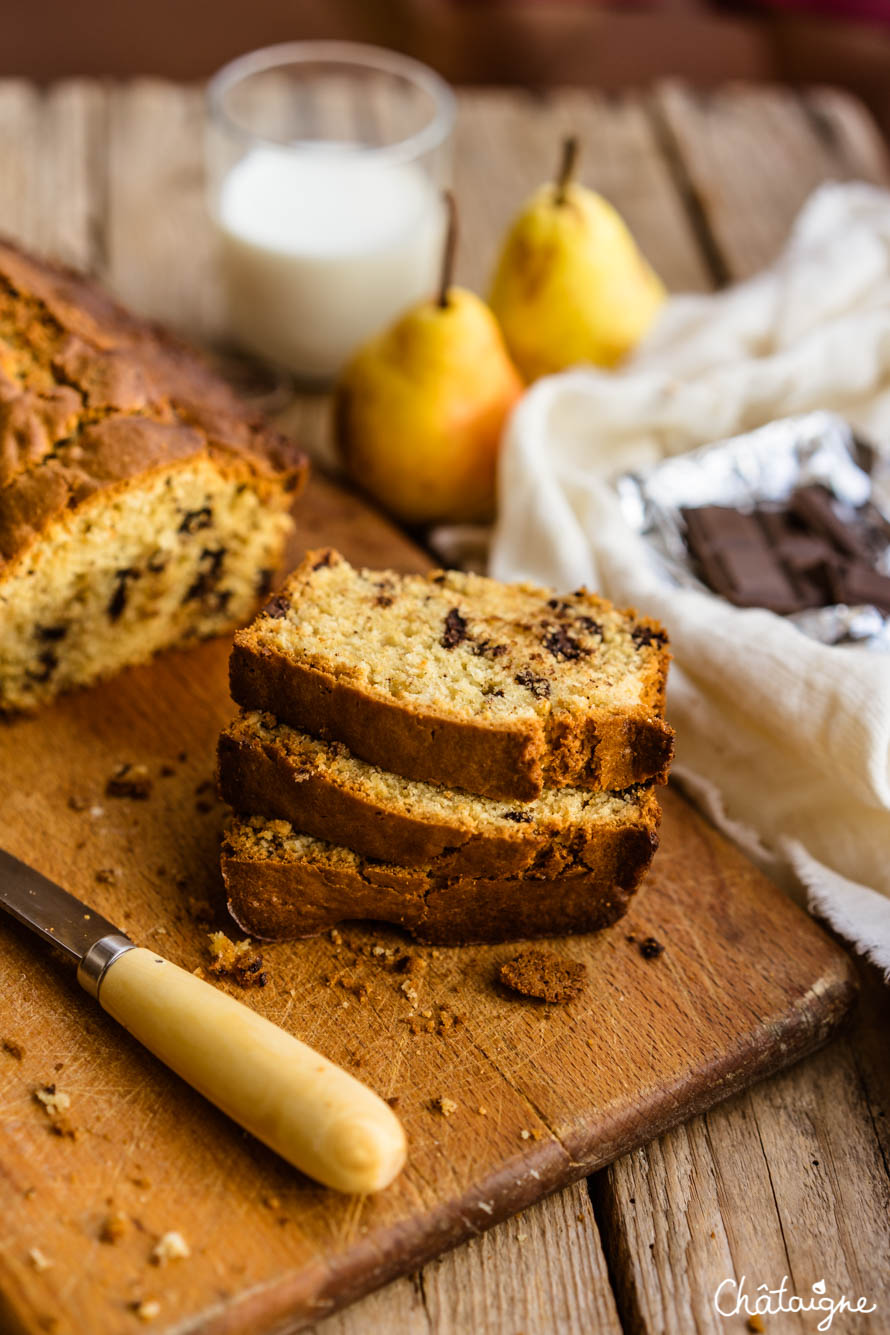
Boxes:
[334,196,523,526]
[489,138,666,381]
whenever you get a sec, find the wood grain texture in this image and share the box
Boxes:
[0,78,885,1335]
[590,81,890,1335]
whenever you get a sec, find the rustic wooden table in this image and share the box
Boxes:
[1,79,889,1333]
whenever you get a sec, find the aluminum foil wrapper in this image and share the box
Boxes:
[616,411,890,650]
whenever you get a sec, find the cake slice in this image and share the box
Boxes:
[229,548,673,801]
[220,797,660,945]
[0,240,307,711]
[218,708,661,878]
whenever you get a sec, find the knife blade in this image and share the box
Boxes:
[0,847,405,1193]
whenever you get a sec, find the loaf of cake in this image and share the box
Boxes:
[0,240,307,711]
[219,708,660,878]
[229,549,673,801]
[221,796,660,945]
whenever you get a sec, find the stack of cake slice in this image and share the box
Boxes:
[217,548,673,945]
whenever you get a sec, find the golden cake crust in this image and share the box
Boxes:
[220,811,659,945]
[229,548,674,801]
[0,238,307,568]
[217,710,663,878]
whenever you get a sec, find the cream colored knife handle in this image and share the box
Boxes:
[91,946,406,1194]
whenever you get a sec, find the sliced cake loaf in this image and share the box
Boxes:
[220,797,660,945]
[218,708,661,878]
[0,240,307,711]
[229,549,673,802]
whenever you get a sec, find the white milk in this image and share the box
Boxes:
[215,143,445,380]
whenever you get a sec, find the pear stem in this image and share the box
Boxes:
[437,189,458,309]
[554,136,579,205]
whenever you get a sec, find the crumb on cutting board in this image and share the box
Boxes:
[28,1247,52,1272]
[639,936,665,960]
[34,1084,70,1116]
[2,1038,24,1060]
[207,932,267,988]
[131,1299,161,1322]
[151,1231,190,1264]
[432,1096,458,1117]
[106,764,153,800]
[99,1211,129,1244]
[497,948,587,1004]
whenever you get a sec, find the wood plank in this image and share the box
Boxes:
[654,81,889,280]
[0,80,103,269]
[454,88,711,298]
[593,82,890,1335]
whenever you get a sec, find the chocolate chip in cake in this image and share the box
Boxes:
[184,548,226,602]
[473,639,508,658]
[503,810,533,823]
[376,593,395,607]
[514,667,550,699]
[263,594,291,619]
[441,607,469,648]
[311,551,334,571]
[577,616,603,637]
[26,650,58,683]
[36,624,67,642]
[108,567,141,622]
[256,567,275,597]
[541,624,589,661]
[178,506,212,535]
[146,551,168,574]
[632,625,669,650]
[106,764,153,800]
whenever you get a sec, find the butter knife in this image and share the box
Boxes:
[0,847,405,1193]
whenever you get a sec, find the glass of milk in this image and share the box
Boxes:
[206,42,455,384]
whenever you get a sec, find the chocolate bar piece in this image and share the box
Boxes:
[680,490,890,617]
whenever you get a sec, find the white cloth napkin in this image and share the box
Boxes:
[488,182,890,978]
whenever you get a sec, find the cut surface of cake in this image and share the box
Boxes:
[219,708,661,878]
[0,240,307,711]
[230,548,673,801]
[221,797,660,945]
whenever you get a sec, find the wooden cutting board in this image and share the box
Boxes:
[0,475,856,1335]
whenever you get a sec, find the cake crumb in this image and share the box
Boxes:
[106,764,153,800]
[498,949,587,1004]
[746,1318,766,1334]
[263,1195,281,1210]
[639,937,665,960]
[477,1106,488,1116]
[28,1247,52,1272]
[2,1038,24,1060]
[67,793,91,812]
[94,867,120,885]
[152,1231,190,1264]
[519,1129,531,1140]
[329,928,343,945]
[400,979,419,1005]
[34,1084,71,1116]
[132,1299,161,1322]
[186,897,214,924]
[99,1211,129,1244]
[386,1095,400,1109]
[433,1096,458,1117]
[207,932,267,988]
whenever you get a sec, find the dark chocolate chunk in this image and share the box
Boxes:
[36,624,67,642]
[576,615,603,637]
[632,624,669,649]
[108,567,141,622]
[514,668,550,698]
[473,640,508,659]
[256,568,275,597]
[184,548,226,603]
[502,810,533,823]
[441,607,469,649]
[178,506,212,535]
[263,595,291,619]
[541,624,588,661]
[639,936,665,960]
[26,650,58,683]
[828,561,890,613]
[789,485,869,559]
